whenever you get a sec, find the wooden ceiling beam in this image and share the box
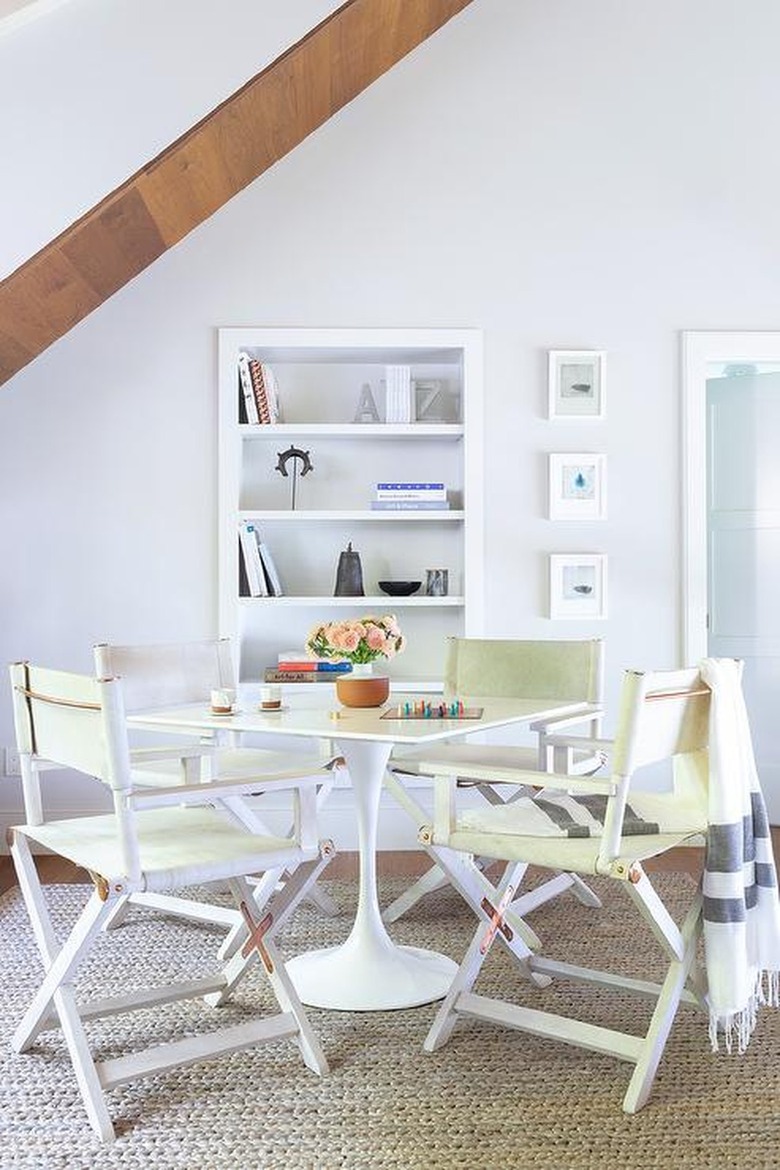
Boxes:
[0,0,474,386]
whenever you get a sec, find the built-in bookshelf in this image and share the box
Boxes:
[217,327,484,684]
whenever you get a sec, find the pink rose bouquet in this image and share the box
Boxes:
[306,615,405,666]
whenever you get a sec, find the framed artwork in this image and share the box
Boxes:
[548,453,607,520]
[549,554,607,619]
[548,350,606,419]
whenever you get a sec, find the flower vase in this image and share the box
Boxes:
[336,662,390,708]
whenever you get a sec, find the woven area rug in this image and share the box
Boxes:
[1,873,779,1170]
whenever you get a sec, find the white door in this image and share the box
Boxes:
[683,332,780,821]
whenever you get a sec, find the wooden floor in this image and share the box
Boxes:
[3,839,752,898]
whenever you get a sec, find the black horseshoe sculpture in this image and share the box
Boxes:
[275,446,314,510]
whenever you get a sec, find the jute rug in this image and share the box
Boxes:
[1,874,778,1170]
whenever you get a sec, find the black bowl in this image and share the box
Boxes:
[378,580,421,597]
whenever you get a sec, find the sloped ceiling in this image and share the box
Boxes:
[0,0,474,386]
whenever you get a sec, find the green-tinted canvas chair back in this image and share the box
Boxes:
[442,637,603,703]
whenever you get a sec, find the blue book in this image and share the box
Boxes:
[376,482,445,491]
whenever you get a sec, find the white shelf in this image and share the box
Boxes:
[239,510,465,522]
[240,423,463,440]
[237,594,465,608]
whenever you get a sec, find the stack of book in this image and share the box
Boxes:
[264,655,353,683]
[384,365,412,423]
[238,520,284,596]
[238,352,281,425]
[370,482,450,511]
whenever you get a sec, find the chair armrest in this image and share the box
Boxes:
[528,704,603,734]
[417,756,615,795]
[127,763,335,810]
[543,735,614,753]
[130,745,209,763]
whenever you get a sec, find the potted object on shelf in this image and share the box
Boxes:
[306,615,405,707]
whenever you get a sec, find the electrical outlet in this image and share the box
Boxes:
[4,748,20,776]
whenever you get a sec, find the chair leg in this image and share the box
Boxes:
[425,864,521,1052]
[382,861,451,923]
[622,893,703,1113]
[10,832,118,1141]
[238,909,328,1076]
[205,843,335,1008]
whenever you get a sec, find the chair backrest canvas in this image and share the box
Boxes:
[10,662,132,792]
[612,666,712,777]
[442,637,604,703]
[93,638,235,712]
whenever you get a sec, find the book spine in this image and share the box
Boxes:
[370,500,450,510]
[375,491,447,501]
[277,661,352,672]
[238,354,260,424]
[257,541,283,595]
[376,483,445,490]
[248,358,272,424]
[238,522,263,595]
[264,670,339,683]
[262,363,281,423]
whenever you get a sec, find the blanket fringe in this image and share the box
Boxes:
[708,969,780,1053]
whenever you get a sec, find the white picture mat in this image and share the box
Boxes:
[548,453,607,520]
[549,553,608,619]
[548,350,606,419]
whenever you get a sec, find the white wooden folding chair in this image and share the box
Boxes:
[417,665,719,1112]
[92,638,341,938]
[7,661,334,1142]
[383,637,606,924]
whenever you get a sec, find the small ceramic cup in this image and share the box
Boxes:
[260,684,282,711]
[210,687,236,714]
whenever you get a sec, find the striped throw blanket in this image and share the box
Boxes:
[700,658,780,1052]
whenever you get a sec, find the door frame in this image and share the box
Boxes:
[682,330,780,663]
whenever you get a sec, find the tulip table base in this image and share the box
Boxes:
[287,737,458,1011]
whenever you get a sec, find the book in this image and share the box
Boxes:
[257,539,283,596]
[277,661,352,672]
[247,357,272,424]
[238,353,260,424]
[370,499,450,510]
[384,365,412,423]
[375,483,447,501]
[376,483,445,490]
[264,669,342,683]
[237,521,267,596]
[262,363,282,422]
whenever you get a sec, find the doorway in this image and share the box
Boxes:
[683,331,780,819]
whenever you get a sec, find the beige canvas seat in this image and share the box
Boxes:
[7,661,334,1142]
[383,637,606,924]
[415,662,780,1112]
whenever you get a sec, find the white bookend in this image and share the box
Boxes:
[238,353,260,424]
[257,540,284,596]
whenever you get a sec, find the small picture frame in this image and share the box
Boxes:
[548,350,606,419]
[548,453,607,520]
[549,554,607,619]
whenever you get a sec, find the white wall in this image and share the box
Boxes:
[3,0,780,841]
